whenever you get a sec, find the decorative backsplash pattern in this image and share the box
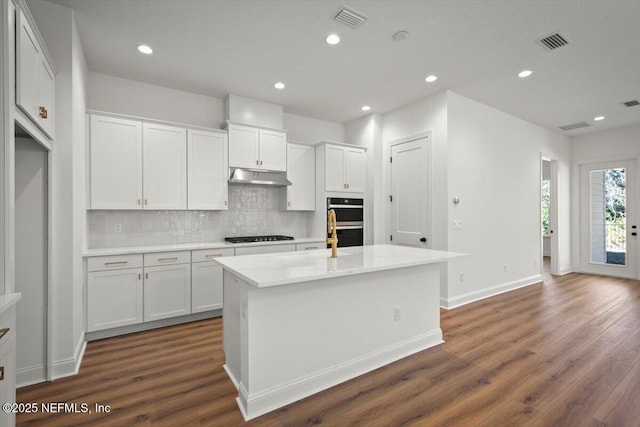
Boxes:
[87,185,310,248]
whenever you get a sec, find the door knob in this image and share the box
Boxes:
[420,237,427,243]
[632,232,637,236]
[632,225,637,229]
[550,230,554,233]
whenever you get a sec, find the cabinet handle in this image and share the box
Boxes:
[145,272,149,279]
[260,160,263,166]
[137,199,141,205]
[104,261,127,266]
[158,257,178,262]
[138,273,141,280]
[144,199,148,206]
[205,253,223,258]
[39,106,48,119]
[256,160,259,166]
[288,201,291,207]
[224,200,227,206]
[0,366,4,381]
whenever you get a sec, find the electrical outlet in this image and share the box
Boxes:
[394,306,400,321]
[533,259,538,268]
[503,264,508,272]
[452,220,463,230]
[459,272,464,282]
[191,222,198,231]
[114,224,122,233]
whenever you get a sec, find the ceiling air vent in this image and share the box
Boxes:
[536,32,570,51]
[559,122,590,131]
[334,6,368,29]
[622,99,640,107]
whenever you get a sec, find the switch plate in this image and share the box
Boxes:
[394,306,400,321]
[114,224,122,233]
[453,220,463,230]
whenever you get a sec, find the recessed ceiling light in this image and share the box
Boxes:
[518,70,533,78]
[361,105,371,111]
[594,116,605,121]
[425,75,438,83]
[137,44,153,55]
[392,31,410,42]
[274,82,285,90]
[326,34,340,45]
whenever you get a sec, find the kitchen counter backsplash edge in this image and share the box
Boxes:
[83,237,326,257]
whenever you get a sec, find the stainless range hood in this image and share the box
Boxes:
[229,168,291,187]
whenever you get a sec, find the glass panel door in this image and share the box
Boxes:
[580,160,637,278]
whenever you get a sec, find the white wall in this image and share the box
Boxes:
[27,0,87,378]
[88,72,225,128]
[570,125,640,273]
[284,112,345,144]
[445,91,572,307]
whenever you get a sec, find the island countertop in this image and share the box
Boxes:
[216,244,465,288]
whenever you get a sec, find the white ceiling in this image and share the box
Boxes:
[46,0,640,135]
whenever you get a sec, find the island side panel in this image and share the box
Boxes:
[222,269,247,389]
[241,263,442,419]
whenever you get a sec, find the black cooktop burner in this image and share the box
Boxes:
[225,235,295,244]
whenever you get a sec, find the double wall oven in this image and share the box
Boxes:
[327,197,364,247]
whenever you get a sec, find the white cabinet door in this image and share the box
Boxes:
[259,129,287,171]
[345,148,366,193]
[87,268,144,331]
[16,10,55,139]
[37,56,55,137]
[0,335,16,427]
[325,145,346,192]
[228,124,259,169]
[283,143,315,211]
[191,261,223,313]
[16,10,39,125]
[144,264,191,322]
[89,115,143,209]
[143,123,187,210]
[188,129,228,210]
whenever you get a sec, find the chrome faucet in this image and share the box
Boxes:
[326,209,338,258]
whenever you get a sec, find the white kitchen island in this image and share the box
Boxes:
[217,244,463,420]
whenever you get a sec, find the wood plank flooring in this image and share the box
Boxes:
[17,265,640,426]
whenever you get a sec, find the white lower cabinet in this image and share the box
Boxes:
[296,242,325,251]
[87,267,144,332]
[191,248,234,313]
[0,306,17,427]
[144,263,191,322]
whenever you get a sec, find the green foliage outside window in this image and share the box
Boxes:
[541,180,550,236]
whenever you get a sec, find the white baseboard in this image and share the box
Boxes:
[17,364,46,388]
[51,333,86,381]
[235,329,443,421]
[558,266,574,275]
[441,274,543,310]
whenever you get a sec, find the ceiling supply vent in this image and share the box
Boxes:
[559,121,590,131]
[536,32,570,51]
[334,6,368,29]
[622,99,640,107]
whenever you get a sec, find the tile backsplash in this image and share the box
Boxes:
[87,185,311,248]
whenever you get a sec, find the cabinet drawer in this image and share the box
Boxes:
[87,254,143,272]
[296,242,325,251]
[192,248,235,263]
[144,251,190,267]
[235,244,295,256]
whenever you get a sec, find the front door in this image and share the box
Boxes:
[580,159,637,278]
[391,137,428,247]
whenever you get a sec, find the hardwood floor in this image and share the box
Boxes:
[17,270,640,426]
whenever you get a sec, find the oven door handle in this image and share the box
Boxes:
[328,204,363,209]
[335,225,364,230]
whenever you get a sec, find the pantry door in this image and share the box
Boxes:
[580,159,637,278]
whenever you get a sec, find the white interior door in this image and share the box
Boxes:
[15,137,48,386]
[391,138,428,247]
[580,159,637,278]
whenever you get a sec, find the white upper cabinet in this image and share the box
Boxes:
[89,115,143,210]
[320,143,366,193]
[16,9,55,139]
[228,123,286,171]
[187,129,228,210]
[282,143,315,211]
[142,123,187,210]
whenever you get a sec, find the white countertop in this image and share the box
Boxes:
[217,244,465,288]
[83,237,325,257]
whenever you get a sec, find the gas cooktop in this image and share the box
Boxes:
[224,235,295,244]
